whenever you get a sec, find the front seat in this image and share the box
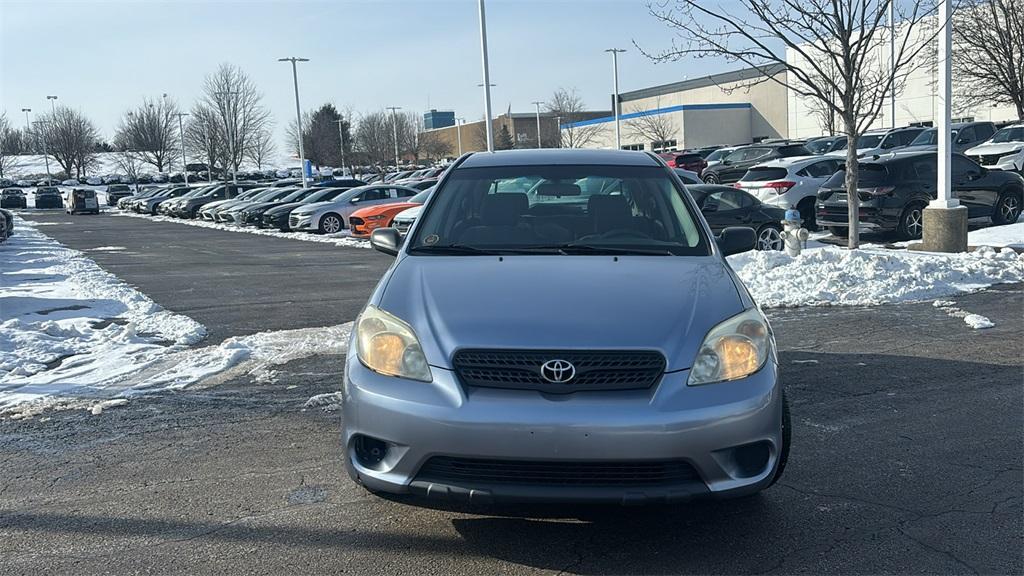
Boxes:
[457,193,531,245]
[588,195,634,235]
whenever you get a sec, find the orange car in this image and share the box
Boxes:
[349,198,424,238]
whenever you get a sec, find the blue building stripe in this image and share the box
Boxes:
[560,102,751,129]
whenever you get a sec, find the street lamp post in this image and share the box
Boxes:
[20,109,31,150]
[334,118,348,178]
[889,1,896,128]
[215,90,240,184]
[921,0,966,253]
[47,95,58,115]
[175,112,190,185]
[455,118,464,156]
[386,107,402,168]
[605,48,626,150]
[531,101,543,148]
[279,57,311,188]
[33,120,52,181]
[477,0,495,152]
[556,115,562,148]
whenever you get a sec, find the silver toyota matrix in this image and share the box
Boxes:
[344,149,790,504]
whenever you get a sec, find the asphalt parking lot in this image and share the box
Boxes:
[1,213,1021,575]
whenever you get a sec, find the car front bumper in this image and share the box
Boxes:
[342,353,783,504]
[289,214,314,231]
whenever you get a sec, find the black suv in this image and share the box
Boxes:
[816,151,1024,239]
[702,142,811,184]
[106,184,135,206]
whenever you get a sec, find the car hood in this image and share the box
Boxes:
[353,202,419,218]
[393,205,423,221]
[241,201,281,212]
[202,199,236,211]
[376,255,744,372]
[265,202,304,215]
[965,141,1024,155]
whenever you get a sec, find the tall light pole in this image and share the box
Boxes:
[175,112,189,185]
[334,118,348,178]
[279,57,310,188]
[889,1,896,128]
[386,106,402,168]
[477,0,495,152]
[531,101,543,148]
[33,120,52,180]
[455,117,464,155]
[605,48,626,150]
[556,115,562,148]
[47,95,58,115]
[215,90,239,184]
[923,0,965,253]
[20,108,31,134]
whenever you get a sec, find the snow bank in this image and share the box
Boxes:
[729,245,1024,307]
[113,211,370,249]
[1,217,208,414]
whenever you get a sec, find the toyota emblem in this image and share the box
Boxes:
[540,359,576,383]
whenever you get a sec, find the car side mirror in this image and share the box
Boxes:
[370,228,402,257]
[716,227,756,256]
[702,203,718,213]
[721,159,732,165]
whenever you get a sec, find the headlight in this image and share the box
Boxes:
[366,215,386,221]
[688,308,771,386]
[355,305,432,382]
[1000,148,1023,159]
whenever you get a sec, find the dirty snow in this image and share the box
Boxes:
[113,211,370,248]
[931,299,997,330]
[729,244,1024,307]
[305,391,345,412]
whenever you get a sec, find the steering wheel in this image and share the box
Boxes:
[599,228,651,240]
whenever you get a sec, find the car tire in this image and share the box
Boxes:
[797,197,818,231]
[768,392,791,488]
[319,213,344,234]
[992,189,1022,225]
[897,202,926,240]
[755,224,784,251]
[827,226,847,238]
[703,172,720,184]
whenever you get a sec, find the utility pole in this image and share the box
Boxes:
[477,0,495,152]
[531,101,543,148]
[605,48,626,150]
[214,90,239,184]
[20,109,31,150]
[889,1,896,128]
[336,118,349,177]
[47,95,58,115]
[175,112,190,185]
[386,106,402,168]
[279,57,310,188]
[556,115,562,148]
[455,117,464,156]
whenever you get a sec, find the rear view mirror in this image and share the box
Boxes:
[716,227,756,256]
[370,228,402,257]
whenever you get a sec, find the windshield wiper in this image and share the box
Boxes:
[409,244,502,255]
[549,243,675,256]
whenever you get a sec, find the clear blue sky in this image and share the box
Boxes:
[1,0,739,149]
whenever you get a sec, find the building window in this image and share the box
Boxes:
[621,143,645,151]
[651,139,677,153]
[952,116,975,123]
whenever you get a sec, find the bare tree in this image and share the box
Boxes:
[116,97,180,173]
[546,88,606,148]
[112,129,146,192]
[41,107,100,179]
[184,104,225,180]
[640,0,938,248]
[199,63,272,177]
[354,110,392,167]
[0,113,25,178]
[624,98,677,147]
[245,126,277,171]
[952,0,1024,120]
[418,130,452,161]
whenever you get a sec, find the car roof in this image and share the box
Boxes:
[754,155,830,168]
[459,148,661,168]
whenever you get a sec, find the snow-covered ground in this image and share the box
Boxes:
[967,220,1024,248]
[729,244,1024,307]
[113,210,371,248]
[0,217,351,419]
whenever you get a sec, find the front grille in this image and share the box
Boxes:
[971,153,1010,166]
[452,349,665,393]
[393,220,411,234]
[348,216,364,226]
[416,456,700,487]
[289,215,300,228]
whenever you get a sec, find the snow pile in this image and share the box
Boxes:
[305,391,344,412]
[729,245,1024,307]
[963,314,995,329]
[967,221,1024,248]
[113,211,370,249]
[932,299,996,330]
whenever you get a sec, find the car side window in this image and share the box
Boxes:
[977,124,995,140]
[952,155,980,179]
[705,190,746,211]
[957,127,975,143]
[803,161,834,178]
[909,159,937,181]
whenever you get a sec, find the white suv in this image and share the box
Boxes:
[733,155,842,229]
[965,124,1024,174]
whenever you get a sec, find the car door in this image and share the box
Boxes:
[344,187,389,218]
[722,149,765,183]
[699,188,754,232]
[952,155,998,216]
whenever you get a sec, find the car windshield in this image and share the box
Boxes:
[409,189,432,203]
[857,134,885,149]
[705,149,730,162]
[805,138,834,155]
[990,126,1024,143]
[409,164,708,256]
